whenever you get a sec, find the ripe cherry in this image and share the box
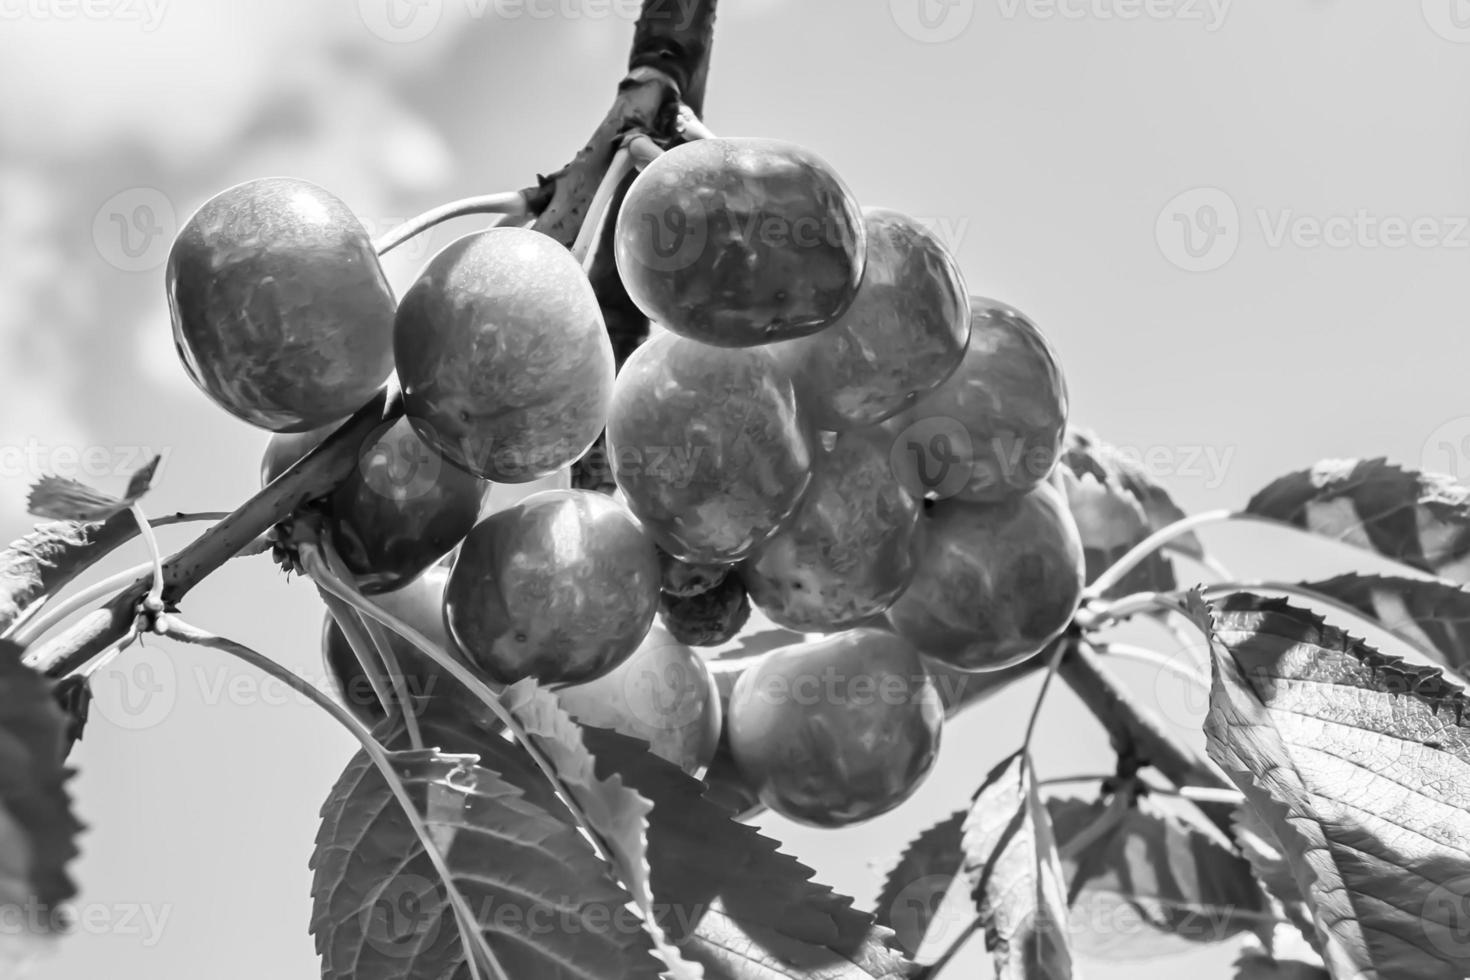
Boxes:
[727,628,943,827]
[887,481,1085,672]
[395,227,615,482]
[444,490,660,685]
[888,298,1068,502]
[261,417,487,595]
[607,332,814,563]
[615,138,866,347]
[556,626,721,776]
[742,426,922,632]
[775,208,970,430]
[168,177,395,432]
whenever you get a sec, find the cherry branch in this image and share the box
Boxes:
[20,0,721,676]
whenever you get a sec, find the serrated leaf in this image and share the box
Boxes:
[1231,803,1316,944]
[577,725,912,980]
[874,811,966,957]
[1298,574,1470,682]
[1245,459,1470,582]
[1061,432,1179,597]
[0,518,142,634]
[1064,427,1204,559]
[962,753,1074,979]
[0,642,81,926]
[499,680,703,979]
[309,734,662,980]
[26,456,160,523]
[1200,593,1470,980]
[1046,794,1271,959]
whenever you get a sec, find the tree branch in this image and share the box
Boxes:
[1058,637,1236,837]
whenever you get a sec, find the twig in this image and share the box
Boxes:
[1085,509,1235,600]
[374,192,532,255]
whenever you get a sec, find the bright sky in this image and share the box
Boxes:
[4,1,1470,977]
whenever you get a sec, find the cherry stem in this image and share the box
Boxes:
[1092,641,1210,691]
[130,503,165,618]
[1085,509,1235,600]
[8,561,152,649]
[1057,789,1132,862]
[1021,636,1067,753]
[160,615,501,980]
[299,548,622,872]
[570,147,634,270]
[316,539,423,750]
[676,103,717,140]
[318,588,400,735]
[624,133,664,170]
[374,191,532,256]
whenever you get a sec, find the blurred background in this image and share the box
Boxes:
[3,0,1469,976]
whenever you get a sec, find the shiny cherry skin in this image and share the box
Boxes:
[261,417,487,595]
[888,298,1068,502]
[741,426,923,631]
[319,566,459,727]
[556,626,722,777]
[614,137,866,347]
[167,177,395,432]
[726,628,942,827]
[608,332,815,564]
[775,208,970,430]
[444,490,661,685]
[887,481,1085,672]
[394,227,615,482]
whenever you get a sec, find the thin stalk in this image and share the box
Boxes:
[319,589,398,728]
[570,147,633,269]
[1093,642,1210,691]
[9,562,153,648]
[130,504,165,615]
[1085,510,1235,600]
[161,617,500,980]
[375,192,532,256]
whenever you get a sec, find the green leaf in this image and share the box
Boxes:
[1200,593,1470,980]
[498,680,703,979]
[1235,952,1331,979]
[1046,793,1272,959]
[1245,459,1470,581]
[1230,803,1316,945]
[26,456,160,523]
[1298,573,1470,682]
[576,725,912,980]
[0,642,81,927]
[0,518,136,634]
[309,735,663,980]
[962,753,1074,979]
[1060,430,1180,597]
[1064,427,1204,559]
[874,811,967,957]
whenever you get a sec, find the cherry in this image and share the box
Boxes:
[742,426,923,632]
[556,626,721,776]
[394,227,615,482]
[614,138,866,347]
[887,480,1084,672]
[444,490,660,685]
[726,628,943,827]
[167,177,395,432]
[319,566,457,727]
[607,332,814,563]
[888,298,1068,502]
[774,208,970,430]
[261,417,487,595]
